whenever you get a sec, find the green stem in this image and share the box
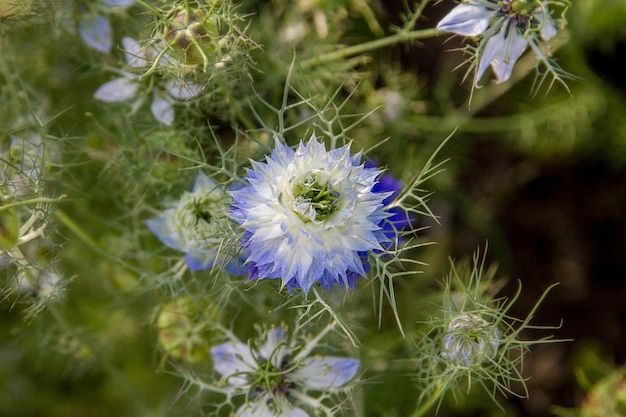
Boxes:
[0,195,66,211]
[408,383,447,417]
[54,209,139,273]
[299,28,439,69]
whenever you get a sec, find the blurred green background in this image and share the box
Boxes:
[2,1,626,416]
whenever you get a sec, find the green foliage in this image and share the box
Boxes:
[1,0,623,416]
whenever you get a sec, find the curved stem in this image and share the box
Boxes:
[408,383,447,417]
[299,28,439,69]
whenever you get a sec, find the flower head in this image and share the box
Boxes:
[146,172,243,273]
[230,136,392,292]
[437,0,563,86]
[210,327,360,417]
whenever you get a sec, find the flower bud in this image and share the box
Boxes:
[442,313,500,367]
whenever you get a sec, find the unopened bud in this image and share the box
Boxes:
[442,313,500,366]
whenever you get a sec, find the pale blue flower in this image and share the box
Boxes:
[78,0,135,54]
[437,0,559,85]
[230,136,392,293]
[79,14,112,54]
[210,327,360,417]
[94,37,202,125]
[146,172,243,273]
[102,0,135,6]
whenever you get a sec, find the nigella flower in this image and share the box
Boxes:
[145,172,243,274]
[210,327,360,417]
[94,37,202,125]
[436,0,560,85]
[413,249,562,407]
[230,136,392,292]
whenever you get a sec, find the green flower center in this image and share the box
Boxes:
[251,359,295,396]
[293,172,340,222]
[191,198,213,224]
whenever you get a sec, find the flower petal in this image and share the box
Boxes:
[122,37,147,68]
[489,25,529,83]
[94,77,138,102]
[258,327,289,367]
[235,399,309,417]
[102,0,135,7]
[476,19,528,84]
[539,16,557,41]
[436,3,494,37]
[165,79,202,100]
[150,94,174,125]
[291,356,360,390]
[145,216,183,251]
[79,14,112,54]
[210,341,256,386]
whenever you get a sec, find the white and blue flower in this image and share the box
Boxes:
[230,136,392,293]
[210,327,360,417]
[437,0,560,85]
[146,172,243,274]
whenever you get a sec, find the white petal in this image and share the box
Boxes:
[94,77,138,102]
[102,0,135,7]
[192,172,217,193]
[165,79,202,100]
[210,341,256,386]
[436,4,493,37]
[145,216,182,251]
[291,356,360,390]
[235,401,274,417]
[539,16,557,41]
[150,95,174,125]
[476,27,505,83]
[258,327,289,367]
[122,37,147,68]
[490,26,529,83]
[79,14,112,54]
[235,399,309,417]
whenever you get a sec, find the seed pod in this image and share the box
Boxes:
[164,9,219,66]
[156,297,219,363]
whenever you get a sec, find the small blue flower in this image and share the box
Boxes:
[230,136,393,292]
[437,0,559,85]
[146,172,244,274]
[210,327,360,417]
